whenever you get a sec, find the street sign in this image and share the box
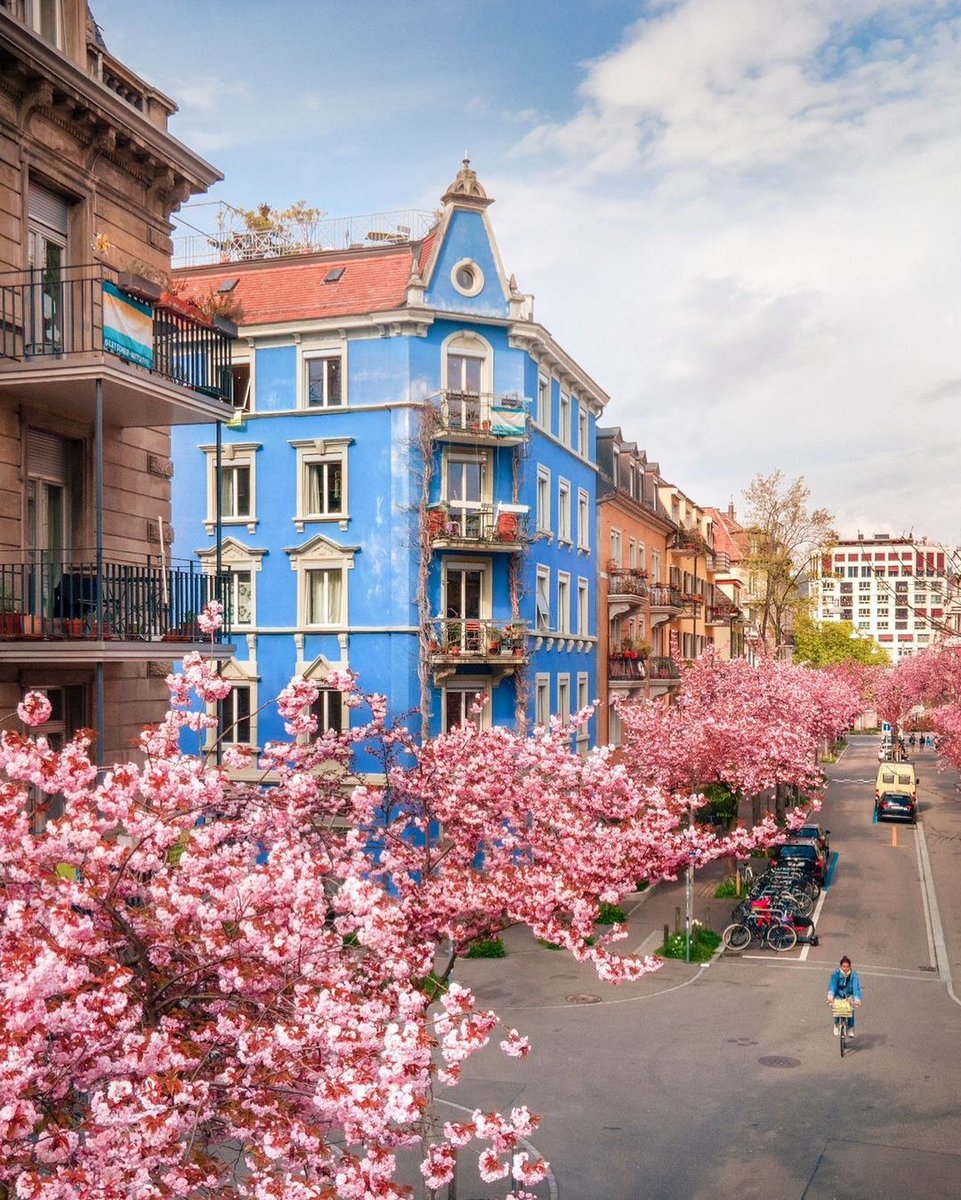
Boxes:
[882,722,892,733]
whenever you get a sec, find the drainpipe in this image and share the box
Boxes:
[95,379,104,768]
[214,421,223,767]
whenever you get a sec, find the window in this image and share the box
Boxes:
[559,393,571,444]
[446,337,486,396]
[292,438,351,531]
[312,688,345,735]
[537,467,551,533]
[859,580,871,590]
[558,479,571,542]
[305,567,344,627]
[858,607,870,617]
[223,684,253,745]
[860,566,872,577]
[895,620,907,630]
[610,529,622,568]
[557,674,571,724]
[629,539,636,569]
[537,376,550,428]
[228,568,253,627]
[21,0,63,47]
[536,566,551,631]
[652,550,661,583]
[558,572,571,634]
[576,674,590,754]
[858,621,870,629]
[847,567,858,578]
[577,578,589,636]
[450,258,484,297]
[535,674,550,727]
[577,490,590,550]
[578,406,589,457]
[306,355,343,408]
[204,442,260,533]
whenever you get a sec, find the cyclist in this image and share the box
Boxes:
[827,955,863,1037]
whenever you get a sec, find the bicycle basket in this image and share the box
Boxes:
[832,999,854,1018]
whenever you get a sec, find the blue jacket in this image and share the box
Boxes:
[828,968,863,1001]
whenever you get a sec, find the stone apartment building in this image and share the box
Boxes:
[0,1,233,791]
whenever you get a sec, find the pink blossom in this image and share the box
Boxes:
[196,599,224,636]
[17,691,52,727]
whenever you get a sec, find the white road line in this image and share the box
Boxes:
[916,819,961,1008]
[740,956,940,981]
[914,819,937,970]
[799,885,829,963]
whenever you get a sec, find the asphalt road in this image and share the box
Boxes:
[438,736,961,1200]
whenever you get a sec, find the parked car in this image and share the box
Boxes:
[793,823,830,859]
[771,840,828,882]
[875,790,917,824]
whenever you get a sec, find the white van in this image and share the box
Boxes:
[876,761,918,801]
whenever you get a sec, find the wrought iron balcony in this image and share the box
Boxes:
[608,654,647,681]
[431,391,528,444]
[608,567,649,602]
[706,604,739,625]
[0,265,235,425]
[0,554,231,647]
[427,504,528,550]
[425,617,529,663]
[647,656,682,681]
[649,584,683,609]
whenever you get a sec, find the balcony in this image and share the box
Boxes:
[426,617,530,680]
[608,567,649,612]
[706,603,739,626]
[0,265,235,427]
[431,392,528,445]
[647,656,682,682]
[649,584,683,610]
[427,504,528,552]
[0,554,233,663]
[608,654,647,684]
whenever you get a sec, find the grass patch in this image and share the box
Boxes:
[536,938,563,951]
[465,936,506,959]
[596,902,627,925]
[657,924,722,963]
[713,879,740,899]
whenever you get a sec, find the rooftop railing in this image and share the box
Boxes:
[0,265,234,402]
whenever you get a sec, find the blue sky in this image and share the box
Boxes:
[95,0,961,543]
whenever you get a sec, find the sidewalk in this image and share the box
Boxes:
[622,856,740,955]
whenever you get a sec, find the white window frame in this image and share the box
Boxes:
[537,466,552,534]
[557,674,571,724]
[197,538,265,630]
[577,577,589,637]
[610,528,622,568]
[443,679,493,732]
[558,478,572,544]
[537,375,550,429]
[230,356,253,414]
[302,350,346,409]
[557,571,571,635]
[652,549,661,584]
[535,673,550,727]
[559,393,571,445]
[289,535,357,631]
[536,565,551,632]
[210,659,260,753]
[291,437,352,532]
[576,673,590,754]
[303,566,346,628]
[203,442,260,535]
[578,405,589,459]
[577,489,590,551]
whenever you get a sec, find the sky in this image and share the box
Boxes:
[94,0,961,543]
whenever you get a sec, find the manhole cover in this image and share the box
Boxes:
[758,1055,801,1069]
[566,992,602,1005]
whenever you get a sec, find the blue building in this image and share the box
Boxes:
[172,163,608,767]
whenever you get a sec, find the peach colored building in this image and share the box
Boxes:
[0,2,233,795]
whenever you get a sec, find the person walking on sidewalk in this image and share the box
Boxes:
[827,955,863,1037]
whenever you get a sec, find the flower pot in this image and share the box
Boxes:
[0,612,23,638]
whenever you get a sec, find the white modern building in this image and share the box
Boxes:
[811,534,960,660]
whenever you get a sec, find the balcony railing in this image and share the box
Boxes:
[650,585,683,608]
[707,604,738,624]
[432,392,528,441]
[609,655,646,681]
[426,617,529,660]
[0,554,230,643]
[427,505,528,548]
[647,655,681,680]
[608,568,649,600]
[0,265,234,402]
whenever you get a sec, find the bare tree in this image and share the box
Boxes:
[742,471,836,649]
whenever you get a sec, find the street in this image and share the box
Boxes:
[441,736,961,1199]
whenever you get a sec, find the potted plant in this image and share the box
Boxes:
[0,589,23,638]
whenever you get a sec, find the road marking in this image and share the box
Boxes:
[914,818,936,970]
[799,883,830,963]
[437,1097,558,1200]
[740,957,941,982]
[916,820,960,1008]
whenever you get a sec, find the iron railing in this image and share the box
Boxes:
[427,504,528,546]
[0,264,234,402]
[426,617,529,658]
[650,585,683,608]
[0,553,230,642]
[608,568,649,600]
[647,656,681,680]
[433,391,528,439]
[608,656,646,681]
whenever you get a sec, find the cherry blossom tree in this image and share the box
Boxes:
[0,612,858,1199]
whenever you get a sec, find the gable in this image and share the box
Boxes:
[423,209,509,318]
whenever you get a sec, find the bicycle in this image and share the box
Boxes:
[832,998,853,1057]
[722,911,798,952]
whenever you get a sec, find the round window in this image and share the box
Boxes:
[451,258,484,297]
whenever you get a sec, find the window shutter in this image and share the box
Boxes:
[28,182,70,236]
[27,429,68,481]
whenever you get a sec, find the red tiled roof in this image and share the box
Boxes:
[175,246,417,327]
[706,506,750,560]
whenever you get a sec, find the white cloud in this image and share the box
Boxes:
[492,0,961,542]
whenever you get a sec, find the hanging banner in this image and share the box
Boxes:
[491,405,527,437]
[103,280,154,369]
